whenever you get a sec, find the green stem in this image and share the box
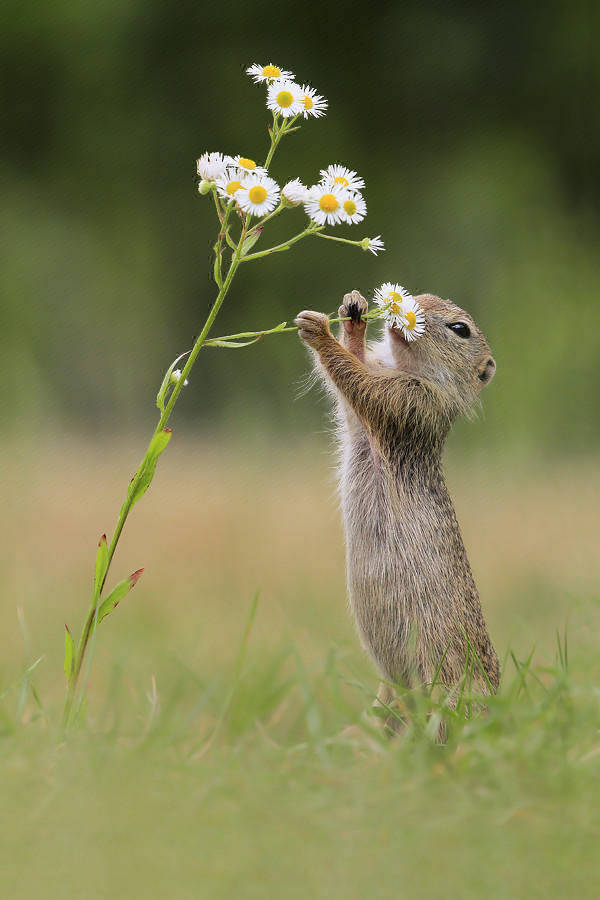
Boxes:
[264,114,281,169]
[242,225,321,262]
[63,226,248,728]
[246,202,286,236]
[313,232,365,249]
[204,308,389,347]
[214,199,235,287]
[264,112,300,170]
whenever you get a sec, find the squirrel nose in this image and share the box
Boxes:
[478,357,496,384]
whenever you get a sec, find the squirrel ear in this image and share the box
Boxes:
[478,357,496,384]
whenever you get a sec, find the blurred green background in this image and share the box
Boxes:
[3,0,598,453]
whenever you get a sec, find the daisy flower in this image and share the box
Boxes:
[320,164,365,192]
[266,80,304,118]
[398,295,426,341]
[246,63,295,84]
[282,178,308,206]
[362,235,385,255]
[215,167,248,201]
[299,84,328,119]
[230,156,267,177]
[235,174,280,217]
[196,151,230,182]
[340,192,367,225]
[373,283,413,327]
[304,184,347,226]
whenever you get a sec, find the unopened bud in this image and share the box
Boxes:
[171,369,189,386]
[198,180,213,196]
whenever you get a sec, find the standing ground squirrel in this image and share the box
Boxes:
[295,290,499,718]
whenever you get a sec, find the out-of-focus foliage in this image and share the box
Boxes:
[2,0,598,453]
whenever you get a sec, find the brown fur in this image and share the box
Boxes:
[295,290,500,713]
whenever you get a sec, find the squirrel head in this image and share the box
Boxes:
[381,293,496,418]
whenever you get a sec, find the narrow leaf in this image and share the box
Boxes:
[97,568,144,625]
[64,625,75,682]
[127,429,172,508]
[205,338,262,349]
[240,228,263,256]
[94,534,108,600]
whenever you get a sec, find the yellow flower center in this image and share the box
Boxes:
[226,180,242,195]
[343,200,357,216]
[303,95,313,109]
[276,90,294,108]
[386,291,404,314]
[404,311,417,330]
[319,193,339,213]
[248,185,268,204]
[333,175,349,186]
[238,158,256,170]
[262,65,281,78]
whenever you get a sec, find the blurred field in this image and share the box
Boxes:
[1,438,599,897]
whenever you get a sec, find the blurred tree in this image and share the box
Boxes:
[2,0,598,454]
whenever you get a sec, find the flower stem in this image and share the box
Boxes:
[204,308,388,347]
[63,225,248,728]
[242,225,321,262]
[313,232,365,249]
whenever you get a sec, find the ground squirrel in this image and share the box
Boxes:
[295,290,499,720]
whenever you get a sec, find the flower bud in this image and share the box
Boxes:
[198,180,213,196]
[171,369,189,386]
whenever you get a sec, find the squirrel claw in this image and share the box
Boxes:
[339,290,368,332]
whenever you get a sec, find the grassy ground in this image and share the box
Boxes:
[1,438,599,898]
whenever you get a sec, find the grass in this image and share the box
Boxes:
[1,437,599,898]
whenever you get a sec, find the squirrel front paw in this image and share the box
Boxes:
[295,310,332,349]
[338,290,368,334]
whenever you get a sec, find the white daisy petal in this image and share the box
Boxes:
[340,191,367,225]
[364,235,385,255]
[304,184,347,226]
[282,178,308,206]
[215,167,249,201]
[319,164,365,192]
[373,283,413,327]
[196,151,230,182]
[230,155,268,177]
[235,174,280,217]
[246,63,295,84]
[399,295,426,341]
[299,84,328,119]
[266,80,304,118]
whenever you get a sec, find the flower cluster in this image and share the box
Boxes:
[246,64,328,119]
[197,153,279,215]
[304,165,367,226]
[373,283,426,341]
[195,63,385,254]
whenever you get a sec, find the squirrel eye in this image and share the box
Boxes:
[447,322,471,338]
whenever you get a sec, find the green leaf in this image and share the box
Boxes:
[157,351,191,413]
[205,338,262,349]
[64,625,75,683]
[94,534,108,601]
[127,429,172,508]
[97,568,144,625]
[240,228,263,256]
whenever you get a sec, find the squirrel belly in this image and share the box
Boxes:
[296,290,500,697]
